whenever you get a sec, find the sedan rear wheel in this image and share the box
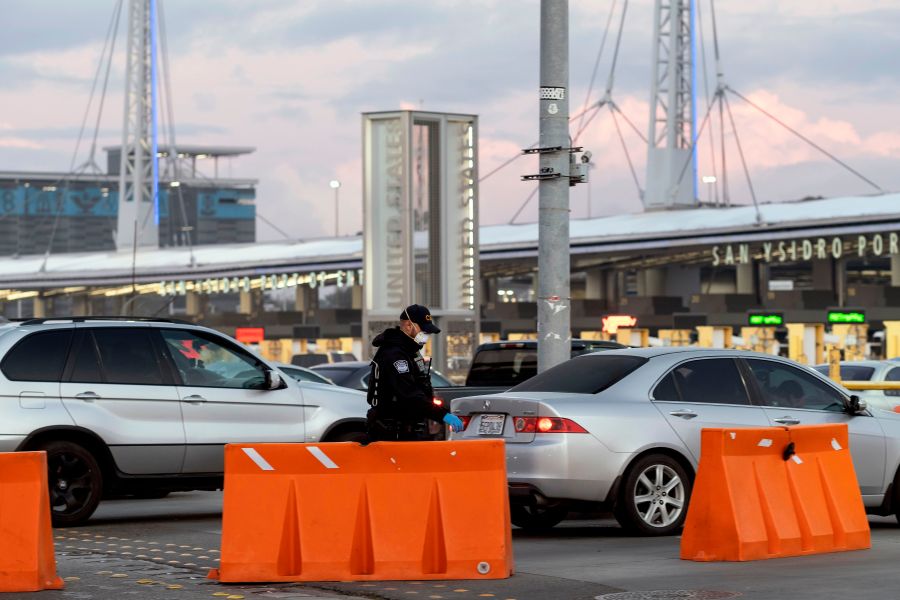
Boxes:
[615,454,690,536]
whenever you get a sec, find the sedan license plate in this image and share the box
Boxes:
[478,414,505,436]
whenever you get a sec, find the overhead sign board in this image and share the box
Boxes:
[827,310,866,325]
[747,312,784,327]
[712,232,900,267]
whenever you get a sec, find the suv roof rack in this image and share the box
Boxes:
[16,316,194,326]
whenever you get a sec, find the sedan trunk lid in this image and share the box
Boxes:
[451,393,544,443]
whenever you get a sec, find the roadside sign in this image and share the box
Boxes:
[602,314,637,334]
[235,327,265,344]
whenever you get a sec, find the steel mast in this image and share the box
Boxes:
[116,0,159,250]
[644,0,697,209]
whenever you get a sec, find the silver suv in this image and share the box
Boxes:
[0,317,369,526]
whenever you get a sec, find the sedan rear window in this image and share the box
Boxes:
[509,355,647,394]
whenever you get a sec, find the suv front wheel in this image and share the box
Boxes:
[40,440,103,527]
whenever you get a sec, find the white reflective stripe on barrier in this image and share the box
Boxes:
[306,446,340,469]
[242,448,275,471]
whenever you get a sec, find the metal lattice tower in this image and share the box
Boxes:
[116,0,159,249]
[644,0,697,209]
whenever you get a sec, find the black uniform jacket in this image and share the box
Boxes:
[366,327,448,423]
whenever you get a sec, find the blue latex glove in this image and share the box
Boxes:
[443,413,465,432]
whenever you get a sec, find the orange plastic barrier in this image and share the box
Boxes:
[681,424,870,562]
[0,451,64,592]
[209,440,513,582]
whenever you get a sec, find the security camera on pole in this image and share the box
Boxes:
[522,0,589,373]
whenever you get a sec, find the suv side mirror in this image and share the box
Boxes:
[264,369,284,391]
[846,394,867,414]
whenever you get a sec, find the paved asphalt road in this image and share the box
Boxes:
[10,491,900,600]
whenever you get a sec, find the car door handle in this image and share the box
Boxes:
[75,391,101,400]
[669,409,698,419]
[773,417,801,425]
[182,395,207,403]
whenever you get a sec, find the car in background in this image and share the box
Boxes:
[0,317,369,526]
[273,362,335,385]
[312,360,454,391]
[464,339,627,387]
[452,348,900,536]
[290,351,357,368]
[434,338,631,405]
[812,360,900,412]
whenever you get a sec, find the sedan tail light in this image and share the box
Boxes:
[459,415,472,430]
[513,416,587,434]
[432,396,444,407]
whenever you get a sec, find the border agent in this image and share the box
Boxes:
[366,304,465,441]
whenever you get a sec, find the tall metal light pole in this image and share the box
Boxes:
[329,179,341,237]
[537,0,570,372]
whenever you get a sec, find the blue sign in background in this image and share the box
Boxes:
[0,184,255,221]
[0,185,118,217]
[197,188,255,220]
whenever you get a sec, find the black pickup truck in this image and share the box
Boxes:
[433,338,627,404]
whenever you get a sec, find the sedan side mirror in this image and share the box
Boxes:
[264,369,284,390]
[847,394,867,414]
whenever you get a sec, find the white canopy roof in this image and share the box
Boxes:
[3,192,898,287]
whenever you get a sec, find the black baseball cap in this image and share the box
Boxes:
[400,304,441,334]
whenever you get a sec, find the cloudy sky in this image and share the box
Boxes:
[2,0,899,241]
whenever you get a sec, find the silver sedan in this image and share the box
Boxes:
[451,348,900,536]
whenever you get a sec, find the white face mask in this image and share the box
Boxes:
[414,332,430,346]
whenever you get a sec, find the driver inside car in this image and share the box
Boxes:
[775,379,805,409]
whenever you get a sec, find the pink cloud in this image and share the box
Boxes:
[0,137,43,150]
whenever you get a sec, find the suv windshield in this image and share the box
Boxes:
[509,354,647,393]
